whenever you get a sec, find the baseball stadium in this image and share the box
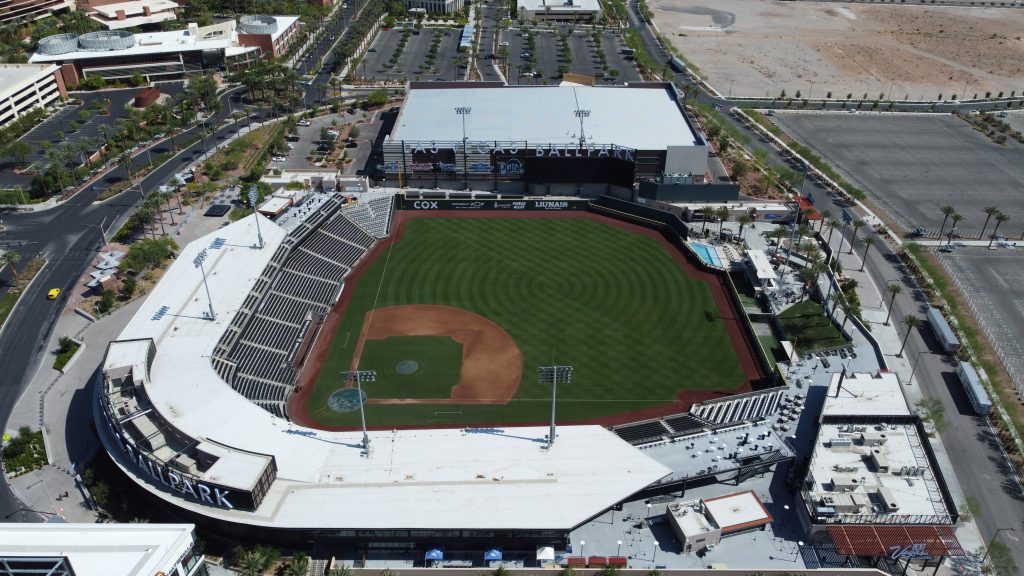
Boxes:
[95,192,787,550]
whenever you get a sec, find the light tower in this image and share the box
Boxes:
[248,185,264,249]
[192,248,216,321]
[345,370,376,452]
[538,365,573,448]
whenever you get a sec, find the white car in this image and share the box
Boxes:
[296,120,311,127]
[273,156,287,162]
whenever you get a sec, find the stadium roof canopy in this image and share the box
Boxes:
[101,215,671,530]
[390,85,700,151]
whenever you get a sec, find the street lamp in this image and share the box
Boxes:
[981,527,1016,564]
[455,106,471,189]
[192,248,216,321]
[906,350,933,386]
[652,540,659,563]
[616,540,623,556]
[579,540,585,558]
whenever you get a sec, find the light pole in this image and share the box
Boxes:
[887,81,895,101]
[616,540,622,556]
[455,106,471,189]
[907,350,933,386]
[652,540,659,563]
[346,370,376,451]
[579,540,585,558]
[538,365,572,448]
[192,248,216,320]
[981,527,1016,564]
[248,185,264,249]
[647,503,652,518]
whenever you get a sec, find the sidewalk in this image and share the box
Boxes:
[3,191,236,522]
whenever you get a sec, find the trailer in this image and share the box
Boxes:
[668,57,687,73]
[956,361,992,415]
[925,307,960,353]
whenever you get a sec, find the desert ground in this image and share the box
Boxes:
[650,0,1024,100]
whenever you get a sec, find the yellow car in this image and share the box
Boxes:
[47,288,61,300]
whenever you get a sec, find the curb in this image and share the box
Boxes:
[0,258,50,343]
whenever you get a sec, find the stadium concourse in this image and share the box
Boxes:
[95,202,673,546]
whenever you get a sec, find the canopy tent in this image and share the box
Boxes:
[424,548,444,561]
[536,546,555,561]
[484,548,503,562]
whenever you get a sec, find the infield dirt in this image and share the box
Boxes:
[651,0,1024,100]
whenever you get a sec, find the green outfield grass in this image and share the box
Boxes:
[306,217,747,427]
[357,336,464,399]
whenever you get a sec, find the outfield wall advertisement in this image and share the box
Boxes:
[401,198,590,211]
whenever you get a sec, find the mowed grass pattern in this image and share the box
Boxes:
[358,336,464,399]
[307,218,746,427]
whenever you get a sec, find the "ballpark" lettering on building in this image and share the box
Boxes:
[403,141,635,161]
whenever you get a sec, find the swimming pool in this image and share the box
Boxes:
[690,242,724,268]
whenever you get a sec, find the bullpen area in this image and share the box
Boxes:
[292,210,764,429]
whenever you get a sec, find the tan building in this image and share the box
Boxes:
[78,0,180,29]
[666,490,773,554]
[0,0,74,23]
[0,63,67,130]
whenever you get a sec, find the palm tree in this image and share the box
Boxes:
[717,206,730,237]
[118,151,135,184]
[133,205,157,239]
[285,553,309,576]
[1,249,22,284]
[826,218,840,247]
[898,314,921,357]
[159,191,176,225]
[839,296,858,334]
[818,208,833,232]
[145,196,166,236]
[860,236,876,271]
[988,212,1009,248]
[979,206,999,240]
[937,204,955,242]
[884,283,903,326]
[946,212,962,245]
[848,219,866,254]
[736,213,752,241]
[238,549,266,576]
[771,225,788,257]
[328,566,353,576]
[167,124,180,152]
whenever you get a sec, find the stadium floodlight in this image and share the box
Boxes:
[574,109,591,148]
[248,185,264,249]
[192,248,216,321]
[538,365,572,448]
[455,107,471,189]
[345,370,376,452]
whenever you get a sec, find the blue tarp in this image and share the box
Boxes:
[484,548,503,561]
[425,548,444,561]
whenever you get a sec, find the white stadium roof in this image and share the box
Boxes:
[390,85,700,151]
[101,215,671,530]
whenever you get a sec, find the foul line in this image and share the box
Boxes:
[357,237,397,367]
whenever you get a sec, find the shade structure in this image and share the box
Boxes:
[828,525,965,558]
[484,548,503,561]
[425,548,444,561]
[536,546,555,561]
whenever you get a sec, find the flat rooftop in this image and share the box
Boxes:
[808,422,949,520]
[0,523,195,576]
[391,85,700,151]
[703,490,772,533]
[0,63,57,94]
[517,0,601,11]
[30,16,297,62]
[102,214,671,530]
[823,371,910,418]
[92,0,178,17]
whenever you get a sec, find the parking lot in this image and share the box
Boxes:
[273,110,380,175]
[359,26,464,81]
[496,27,641,84]
[770,112,1024,238]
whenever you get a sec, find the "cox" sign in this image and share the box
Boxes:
[413,201,439,209]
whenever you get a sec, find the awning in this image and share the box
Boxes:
[828,525,965,558]
[484,548,503,561]
[536,546,555,561]
[424,548,444,561]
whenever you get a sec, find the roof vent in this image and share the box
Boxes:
[238,15,278,35]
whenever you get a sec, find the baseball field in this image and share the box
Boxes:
[293,212,758,428]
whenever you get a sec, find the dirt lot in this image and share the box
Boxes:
[650,0,1024,99]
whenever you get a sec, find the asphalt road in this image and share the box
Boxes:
[475,2,501,82]
[0,85,275,522]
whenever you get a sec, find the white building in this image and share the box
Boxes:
[0,523,206,576]
[666,490,773,554]
[517,0,602,22]
[403,0,464,14]
[0,63,66,130]
[85,0,180,30]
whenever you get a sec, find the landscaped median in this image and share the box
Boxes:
[0,256,47,332]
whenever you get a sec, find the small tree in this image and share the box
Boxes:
[916,397,946,433]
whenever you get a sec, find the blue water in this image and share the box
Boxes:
[690,242,724,267]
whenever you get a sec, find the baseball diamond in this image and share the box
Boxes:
[291,210,765,429]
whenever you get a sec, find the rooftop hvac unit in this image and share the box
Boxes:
[877,487,899,512]
[830,438,853,449]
